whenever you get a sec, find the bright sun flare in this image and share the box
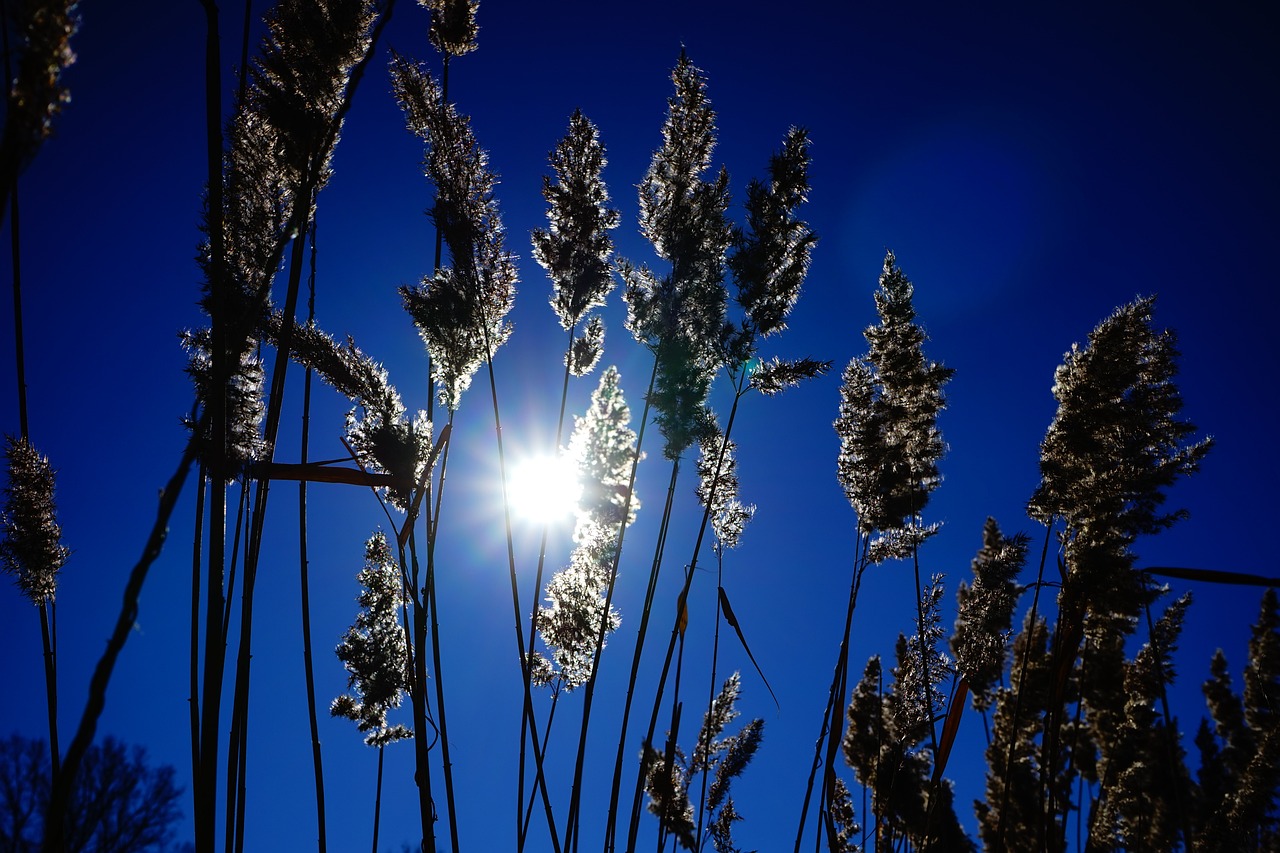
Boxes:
[508,453,583,524]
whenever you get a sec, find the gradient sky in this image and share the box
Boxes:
[2,1,1277,850]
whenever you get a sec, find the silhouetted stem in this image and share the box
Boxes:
[1143,592,1196,852]
[226,192,317,851]
[195,2,227,847]
[3,0,28,436]
[479,326,563,853]
[911,534,939,754]
[190,467,206,794]
[600,454,676,853]
[221,483,247,650]
[372,745,385,853]
[573,359,657,853]
[42,435,199,852]
[404,531,437,853]
[298,218,327,852]
[37,600,58,780]
[625,383,746,853]
[424,522,460,853]
[522,689,561,842]
[518,327,574,851]
[2,0,56,797]
[795,533,866,853]
[694,550,727,846]
[995,525,1053,849]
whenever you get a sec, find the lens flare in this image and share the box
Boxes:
[507,452,582,524]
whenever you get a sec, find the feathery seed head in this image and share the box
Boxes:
[1,436,69,604]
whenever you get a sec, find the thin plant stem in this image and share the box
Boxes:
[600,453,677,853]
[218,0,396,830]
[478,329,563,853]
[298,217,327,852]
[36,600,57,778]
[372,744,385,853]
[401,528,437,853]
[571,359,657,853]
[910,531,939,755]
[798,532,866,852]
[3,7,28,440]
[1143,589,1196,851]
[3,0,58,794]
[226,206,317,852]
[221,479,248,650]
[793,624,844,852]
[625,382,748,853]
[422,514,460,853]
[693,546,727,848]
[657,620,689,853]
[1056,637,1089,853]
[195,1,227,846]
[412,407,468,853]
[42,433,200,852]
[522,687,561,842]
[190,466,206,794]
[995,524,1053,849]
[1039,555,1074,851]
[518,326,575,851]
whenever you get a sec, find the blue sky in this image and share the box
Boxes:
[2,1,1277,850]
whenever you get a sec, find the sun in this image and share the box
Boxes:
[507,452,583,525]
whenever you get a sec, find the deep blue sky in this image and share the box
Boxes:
[2,1,1277,850]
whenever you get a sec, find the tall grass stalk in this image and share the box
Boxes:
[475,316,564,852]
[522,106,624,828]
[622,384,746,853]
[399,530,438,853]
[194,5,228,845]
[2,0,75,796]
[420,507,461,851]
[992,525,1052,850]
[189,466,206,801]
[596,446,677,853]
[691,546,728,847]
[7,117,62,800]
[517,336,573,850]
[192,1,389,846]
[225,196,318,852]
[569,360,657,853]
[792,532,866,852]
[42,431,200,852]
[297,218,327,851]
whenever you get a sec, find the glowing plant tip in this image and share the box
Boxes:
[509,453,583,524]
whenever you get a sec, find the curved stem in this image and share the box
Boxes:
[910,532,939,754]
[423,514,460,853]
[625,382,747,853]
[404,530,437,853]
[298,217,327,852]
[574,358,658,853]
[795,532,866,852]
[518,327,575,850]
[600,452,676,853]
[522,687,562,841]
[42,435,199,852]
[995,524,1053,849]
[693,547,726,848]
